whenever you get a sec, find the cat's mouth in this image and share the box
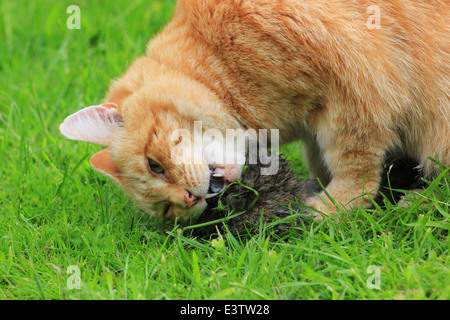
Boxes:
[159,169,229,221]
[206,167,227,198]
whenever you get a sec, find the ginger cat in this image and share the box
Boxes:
[60,0,449,222]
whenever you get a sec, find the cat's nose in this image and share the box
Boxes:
[184,191,200,208]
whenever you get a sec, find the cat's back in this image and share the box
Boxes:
[170,0,448,93]
[144,0,448,136]
[167,0,448,112]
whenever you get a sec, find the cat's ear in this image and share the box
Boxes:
[90,149,123,183]
[59,103,123,146]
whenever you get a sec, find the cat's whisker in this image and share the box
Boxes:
[174,178,186,186]
[120,179,143,189]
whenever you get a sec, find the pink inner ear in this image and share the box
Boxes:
[59,104,123,146]
[90,149,122,183]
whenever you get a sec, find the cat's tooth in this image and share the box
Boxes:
[212,173,224,177]
[205,193,219,199]
[209,184,224,193]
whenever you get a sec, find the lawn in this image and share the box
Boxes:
[0,0,449,300]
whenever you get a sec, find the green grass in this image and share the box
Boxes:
[0,0,449,300]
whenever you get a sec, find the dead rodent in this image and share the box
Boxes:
[189,156,423,237]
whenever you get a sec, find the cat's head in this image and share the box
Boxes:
[60,95,245,223]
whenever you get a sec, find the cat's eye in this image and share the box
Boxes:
[148,158,165,175]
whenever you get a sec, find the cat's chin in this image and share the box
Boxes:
[152,200,208,223]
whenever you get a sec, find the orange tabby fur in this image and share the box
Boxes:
[61,0,449,222]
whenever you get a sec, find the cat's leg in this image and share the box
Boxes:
[305,109,395,221]
[302,134,331,186]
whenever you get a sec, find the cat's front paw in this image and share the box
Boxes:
[305,196,338,222]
